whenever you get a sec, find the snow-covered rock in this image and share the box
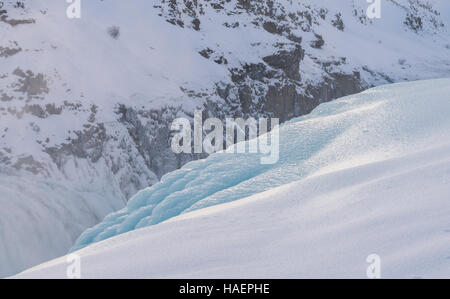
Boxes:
[15,78,450,278]
[1,0,450,276]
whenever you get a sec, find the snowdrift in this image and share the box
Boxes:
[15,78,450,278]
[2,0,450,277]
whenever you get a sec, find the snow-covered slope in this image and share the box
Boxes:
[15,78,450,278]
[1,0,450,277]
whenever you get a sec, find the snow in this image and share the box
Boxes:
[2,0,450,157]
[14,78,450,278]
[70,78,450,251]
[2,0,450,278]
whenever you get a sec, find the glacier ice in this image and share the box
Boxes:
[14,78,450,278]
[2,0,450,277]
[72,78,450,252]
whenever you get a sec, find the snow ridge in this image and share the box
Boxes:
[72,78,450,252]
[1,0,450,277]
[16,78,450,279]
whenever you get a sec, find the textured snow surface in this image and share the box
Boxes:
[2,0,450,277]
[14,79,449,278]
[72,78,450,251]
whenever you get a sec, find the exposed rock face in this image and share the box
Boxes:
[0,44,21,58]
[0,8,35,26]
[0,0,449,277]
[262,46,304,81]
[11,68,49,100]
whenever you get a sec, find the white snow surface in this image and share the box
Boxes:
[2,0,450,277]
[14,78,450,278]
